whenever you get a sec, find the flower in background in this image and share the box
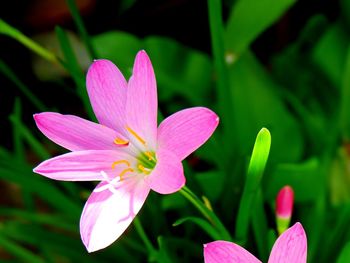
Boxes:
[33,50,219,252]
[276,185,294,235]
[204,222,307,263]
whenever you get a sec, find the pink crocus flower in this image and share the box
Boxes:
[33,50,219,252]
[204,222,307,263]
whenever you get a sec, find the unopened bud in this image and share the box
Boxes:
[276,185,294,235]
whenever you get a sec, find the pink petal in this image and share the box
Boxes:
[157,107,219,160]
[145,148,185,194]
[80,176,150,252]
[34,112,126,151]
[268,222,307,263]
[204,241,262,263]
[34,150,134,181]
[126,51,157,149]
[86,59,128,132]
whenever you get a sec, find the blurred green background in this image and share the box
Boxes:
[0,0,350,262]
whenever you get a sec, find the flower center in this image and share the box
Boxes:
[111,126,157,181]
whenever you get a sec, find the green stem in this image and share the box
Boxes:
[133,217,156,255]
[179,186,232,241]
[207,0,234,150]
[0,19,57,63]
[65,0,97,59]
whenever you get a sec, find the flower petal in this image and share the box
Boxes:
[268,222,307,263]
[126,50,157,149]
[86,59,128,132]
[145,148,185,194]
[158,107,219,160]
[34,112,126,151]
[204,241,261,263]
[34,150,134,181]
[80,176,150,252]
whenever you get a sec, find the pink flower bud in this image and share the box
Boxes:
[276,185,294,235]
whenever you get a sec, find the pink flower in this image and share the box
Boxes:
[204,222,307,263]
[33,50,219,252]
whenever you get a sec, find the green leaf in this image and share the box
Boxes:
[0,60,47,111]
[337,243,350,263]
[312,22,349,87]
[229,52,303,162]
[0,166,80,216]
[225,0,296,56]
[145,37,213,105]
[55,26,95,121]
[65,0,97,59]
[339,45,350,140]
[0,234,44,263]
[0,208,76,232]
[195,170,225,201]
[152,236,174,263]
[265,158,321,202]
[235,128,271,242]
[93,31,214,106]
[0,19,57,63]
[173,216,222,240]
[9,114,50,160]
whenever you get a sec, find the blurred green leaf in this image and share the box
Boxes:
[339,45,350,140]
[225,0,296,56]
[337,242,350,263]
[265,158,321,202]
[55,26,95,120]
[312,22,349,87]
[93,31,141,75]
[195,170,225,201]
[229,52,303,162]
[0,19,57,63]
[173,216,222,240]
[0,208,76,232]
[0,60,47,111]
[153,236,174,263]
[0,233,44,263]
[0,166,81,216]
[92,32,212,105]
[65,0,97,59]
[161,192,187,210]
[9,115,50,160]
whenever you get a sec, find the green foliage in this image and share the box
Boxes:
[0,0,350,262]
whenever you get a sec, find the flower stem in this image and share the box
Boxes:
[207,0,234,150]
[65,0,97,59]
[179,186,232,241]
[133,217,156,255]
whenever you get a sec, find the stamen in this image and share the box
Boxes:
[126,126,146,145]
[112,160,131,169]
[144,151,156,161]
[114,137,129,145]
[138,164,150,175]
[119,168,134,181]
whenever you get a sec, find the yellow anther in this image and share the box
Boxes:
[119,168,134,181]
[114,138,129,145]
[144,151,156,161]
[126,126,146,145]
[111,160,130,169]
[138,164,150,175]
